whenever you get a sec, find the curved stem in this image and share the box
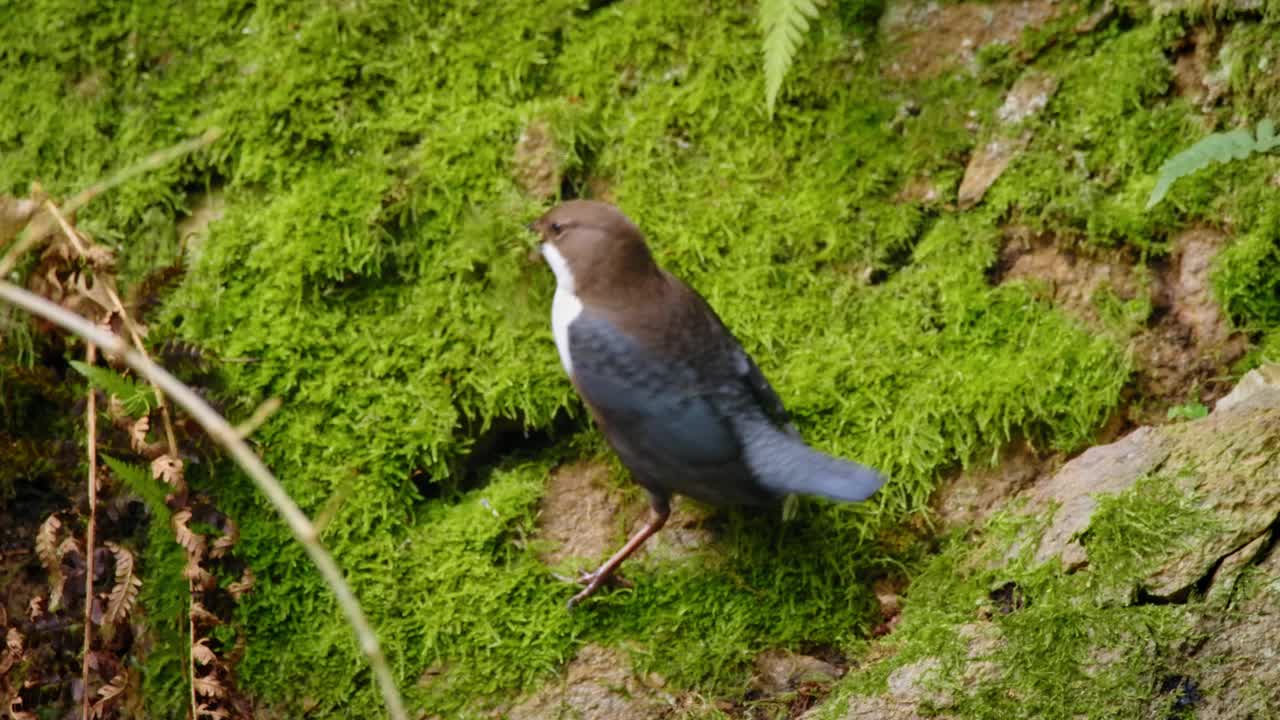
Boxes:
[81,343,97,720]
[0,282,408,720]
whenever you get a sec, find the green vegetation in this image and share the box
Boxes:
[1147,119,1279,209]
[69,361,160,416]
[3,0,1279,716]
[823,471,1217,719]
[759,0,825,115]
[1213,205,1280,330]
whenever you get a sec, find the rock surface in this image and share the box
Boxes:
[809,367,1280,719]
[1023,365,1280,597]
[505,644,669,720]
[880,0,1061,81]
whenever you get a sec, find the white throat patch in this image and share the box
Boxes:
[541,243,582,375]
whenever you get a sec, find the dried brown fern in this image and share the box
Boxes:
[35,514,61,579]
[209,517,238,560]
[191,638,217,666]
[152,455,186,493]
[103,543,142,624]
[192,674,228,700]
[171,510,205,556]
[0,131,290,720]
[8,696,37,720]
[189,602,221,628]
[89,670,127,719]
[227,568,255,601]
[1,625,22,675]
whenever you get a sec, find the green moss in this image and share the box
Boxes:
[14,0,1262,715]
[983,20,1190,250]
[1212,205,1280,330]
[1081,472,1220,601]
[1224,21,1280,120]
[823,479,1211,719]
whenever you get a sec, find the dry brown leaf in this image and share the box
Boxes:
[227,567,254,600]
[0,195,38,243]
[72,271,116,316]
[210,516,239,559]
[105,542,143,624]
[90,670,128,719]
[184,555,217,591]
[35,514,61,575]
[6,626,23,655]
[27,596,44,620]
[196,702,232,720]
[171,509,205,556]
[1,627,23,675]
[189,602,221,626]
[84,244,117,272]
[56,535,81,560]
[129,416,151,452]
[192,637,218,666]
[193,674,228,699]
[9,696,37,720]
[152,454,185,488]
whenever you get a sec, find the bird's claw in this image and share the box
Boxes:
[561,566,631,609]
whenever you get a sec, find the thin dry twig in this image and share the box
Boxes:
[0,281,408,720]
[81,341,98,720]
[235,396,282,439]
[44,200,182,456]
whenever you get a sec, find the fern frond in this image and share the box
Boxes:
[69,360,159,416]
[172,509,206,556]
[760,0,824,116]
[104,542,142,623]
[227,567,255,600]
[192,638,218,666]
[151,454,186,489]
[193,674,229,699]
[103,454,171,520]
[35,514,62,576]
[90,670,128,719]
[210,516,239,559]
[1148,118,1280,209]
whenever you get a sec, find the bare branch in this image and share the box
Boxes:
[82,342,98,720]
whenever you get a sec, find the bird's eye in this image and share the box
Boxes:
[550,222,563,233]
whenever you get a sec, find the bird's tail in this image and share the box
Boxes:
[738,420,886,503]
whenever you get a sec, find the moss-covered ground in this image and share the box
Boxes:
[3,0,1279,716]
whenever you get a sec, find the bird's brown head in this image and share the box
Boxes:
[529,200,660,301]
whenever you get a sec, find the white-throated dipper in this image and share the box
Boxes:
[529,200,886,607]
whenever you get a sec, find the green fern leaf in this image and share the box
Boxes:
[69,360,159,416]
[760,0,824,117]
[1257,118,1278,150]
[1147,119,1280,209]
[103,454,172,519]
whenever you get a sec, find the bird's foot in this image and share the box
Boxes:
[561,566,631,609]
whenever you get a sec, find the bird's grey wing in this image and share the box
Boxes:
[568,312,739,467]
[733,348,799,436]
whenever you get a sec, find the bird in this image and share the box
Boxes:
[528,200,886,608]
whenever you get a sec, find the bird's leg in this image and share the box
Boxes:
[567,495,670,609]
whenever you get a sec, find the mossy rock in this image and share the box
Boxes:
[815,367,1280,719]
